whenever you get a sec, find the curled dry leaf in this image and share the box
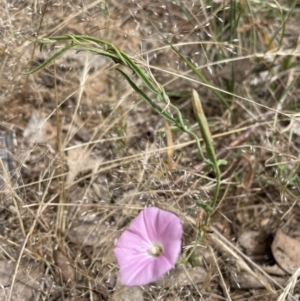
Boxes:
[59,297,87,301]
[247,291,278,301]
[291,119,300,136]
[54,250,75,288]
[67,222,107,247]
[238,230,270,256]
[262,263,286,276]
[230,271,286,289]
[66,146,101,185]
[271,229,300,274]
[23,111,56,148]
[155,265,207,287]
[111,286,144,301]
[0,260,41,301]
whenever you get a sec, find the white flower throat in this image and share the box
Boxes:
[148,243,163,257]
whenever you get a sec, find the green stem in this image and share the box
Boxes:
[191,90,221,225]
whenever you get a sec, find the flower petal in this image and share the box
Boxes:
[115,248,176,286]
[125,207,159,242]
[159,216,183,264]
[115,225,150,252]
[117,252,156,286]
[154,208,183,240]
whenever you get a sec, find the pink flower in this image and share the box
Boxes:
[114,207,183,286]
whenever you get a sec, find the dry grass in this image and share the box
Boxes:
[0,0,300,300]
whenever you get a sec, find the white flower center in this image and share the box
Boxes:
[148,243,163,257]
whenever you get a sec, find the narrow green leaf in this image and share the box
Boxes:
[117,68,177,125]
[22,43,74,75]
